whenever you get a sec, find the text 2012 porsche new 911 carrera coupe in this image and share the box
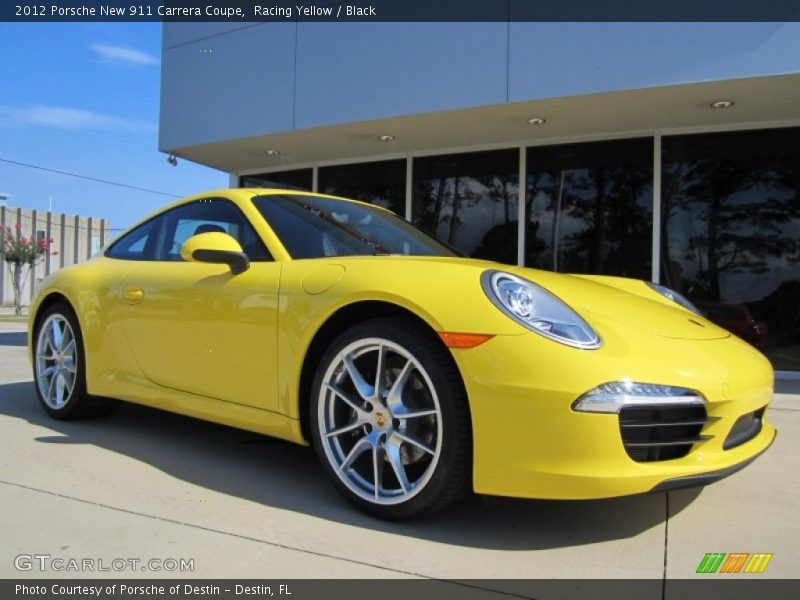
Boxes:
[29,188,775,519]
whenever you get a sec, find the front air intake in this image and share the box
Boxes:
[619,404,716,462]
[723,407,765,450]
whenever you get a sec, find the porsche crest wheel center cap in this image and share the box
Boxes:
[373,410,388,430]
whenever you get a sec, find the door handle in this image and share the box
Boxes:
[122,285,144,305]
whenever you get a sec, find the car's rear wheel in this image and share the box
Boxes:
[310,318,471,519]
[33,303,116,420]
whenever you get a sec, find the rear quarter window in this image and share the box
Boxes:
[105,216,161,261]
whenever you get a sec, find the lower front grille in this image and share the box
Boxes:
[619,404,717,462]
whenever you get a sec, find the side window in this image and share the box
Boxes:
[105,216,161,261]
[156,199,271,262]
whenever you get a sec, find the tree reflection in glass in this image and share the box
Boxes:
[525,138,654,279]
[661,128,800,370]
[412,150,519,264]
[319,160,406,216]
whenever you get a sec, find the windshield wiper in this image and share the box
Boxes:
[286,198,394,255]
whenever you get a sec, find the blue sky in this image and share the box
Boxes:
[0,23,226,233]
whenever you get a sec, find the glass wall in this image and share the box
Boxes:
[412,149,519,263]
[661,127,800,370]
[525,138,653,279]
[240,168,313,190]
[238,126,800,370]
[318,159,406,215]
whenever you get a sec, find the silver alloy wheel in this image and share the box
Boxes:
[35,314,78,409]
[318,338,443,505]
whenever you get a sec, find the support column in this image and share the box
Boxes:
[405,158,413,221]
[517,146,526,267]
[651,135,662,284]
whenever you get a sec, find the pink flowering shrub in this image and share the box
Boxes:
[1,223,58,315]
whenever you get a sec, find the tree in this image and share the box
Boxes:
[0,223,58,315]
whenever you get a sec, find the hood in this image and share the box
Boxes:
[330,255,730,341]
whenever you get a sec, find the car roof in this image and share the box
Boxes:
[118,187,395,239]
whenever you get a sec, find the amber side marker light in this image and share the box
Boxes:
[438,332,494,349]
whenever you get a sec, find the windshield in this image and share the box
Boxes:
[252,194,459,259]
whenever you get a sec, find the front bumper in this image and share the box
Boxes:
[453,322,776,500]
[649,435,774,493]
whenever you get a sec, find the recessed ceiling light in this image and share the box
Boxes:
[526,117,546,125]
[377,135,396,141]
[264,149,280,156]
[710,100,734,109]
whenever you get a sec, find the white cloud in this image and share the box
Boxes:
[91,44,159,66]
[0,104,156,133]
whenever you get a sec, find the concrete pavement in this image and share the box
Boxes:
[0,321,797,588]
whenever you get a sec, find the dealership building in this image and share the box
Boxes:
[159,22,800,373]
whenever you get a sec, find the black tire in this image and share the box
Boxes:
[309,318,471,519]
[32,302,117,420]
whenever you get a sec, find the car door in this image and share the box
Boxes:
[118,198,281,411]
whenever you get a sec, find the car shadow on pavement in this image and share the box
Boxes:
[0,380,701,550]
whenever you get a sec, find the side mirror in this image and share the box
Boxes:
[180,232,249,274]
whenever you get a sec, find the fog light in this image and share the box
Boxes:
[572,381,704,414]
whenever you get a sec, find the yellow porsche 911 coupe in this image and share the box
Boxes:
[29,188,775,519]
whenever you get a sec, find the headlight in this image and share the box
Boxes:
[481,270,601,349]
[572,381,704,413]
[646,282,701,315]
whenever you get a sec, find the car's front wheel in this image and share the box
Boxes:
[33,302,116,420]
[310,318,471,519]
